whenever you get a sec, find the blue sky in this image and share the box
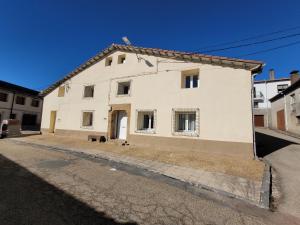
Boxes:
[0,0,300,90]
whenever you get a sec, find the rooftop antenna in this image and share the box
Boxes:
[122,36,141,62]
[122,36,131,45]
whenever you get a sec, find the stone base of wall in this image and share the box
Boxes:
[129,134,254,159]
[41,128,254,159]
[41,129,107,140]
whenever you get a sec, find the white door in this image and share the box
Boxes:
[117,111,127,140]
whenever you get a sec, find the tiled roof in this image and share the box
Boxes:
[0,80,40,97]
[41,44,264,96]
[254,78,290,84]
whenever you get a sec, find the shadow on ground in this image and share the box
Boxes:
[0,154,137,225]
[255,131,296,158]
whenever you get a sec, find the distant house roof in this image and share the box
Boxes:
[0,80,40,97]
[41,44,264,96]
[270,78,300,102]
[254,77,290,84]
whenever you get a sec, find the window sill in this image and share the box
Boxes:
[135,129,156,134]
[82,97,94,99]
[81,126,94,130]
[172,131,199,137]
[116,94,130,97]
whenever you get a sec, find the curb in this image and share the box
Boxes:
[8,138,267,208]
[259,163,271,209]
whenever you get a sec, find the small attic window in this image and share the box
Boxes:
[105,57,113,66]
[118,54,126,64]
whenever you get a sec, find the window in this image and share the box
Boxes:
[254,102,259,108]
[82,111,93,127]
[176,112,196,132]
[31,99,39,107]
[290,94,296,111]
[118,54,126,64]
[58,86,65,97]
[105,57,113,66]
[83,85,94,98]
[136,110,156,133]
[253,87,256,98]
[181,69,199,89]
[297,116,300,124]
[277,84,288,93]
[15,96,25,105]
[172,108,199,136]
[117,81,131,95]
[0,92,8,102]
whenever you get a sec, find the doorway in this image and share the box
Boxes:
[277,109,286,131]
[49,111,57,133]
[115,111,127,140]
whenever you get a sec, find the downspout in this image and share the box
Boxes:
[265,80,269,128]
[284,94,289,131]
[251,63,264,159]
[251,74,257,159]
[9,91,16,119]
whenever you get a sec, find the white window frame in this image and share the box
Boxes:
[135,109,157,134]
[81,110,94,129]
[172,108,199,137]
[185,75,199,89]
[83,85,95,99]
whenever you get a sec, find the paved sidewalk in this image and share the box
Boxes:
[8,138,263,206]
[256,128,300,218]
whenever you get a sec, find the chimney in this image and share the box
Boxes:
[290,70,300,85]
[269,69,275,80]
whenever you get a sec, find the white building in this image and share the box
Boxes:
[269,71,300,136]
[0,80,43,130]
[253,69,290,127]
[41,44,264,159]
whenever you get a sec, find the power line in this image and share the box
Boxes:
[194,32,300,54]
[193,25,300,52]
[237,40,300,57]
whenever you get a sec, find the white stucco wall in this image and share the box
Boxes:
[0,89,43,125]
[270,88,300,135]
[42,50,254,143]
[254,80,290,109]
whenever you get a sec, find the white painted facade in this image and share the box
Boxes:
[0,88,43,128]
[41,48,260,146]
[253,79,290,109]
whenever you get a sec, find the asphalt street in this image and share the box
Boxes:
[0,139,299,225]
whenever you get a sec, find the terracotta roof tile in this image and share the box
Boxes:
[41,44,264,96]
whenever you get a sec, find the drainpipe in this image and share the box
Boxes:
[251,74,257,159]
[284,94,289,131]
[9,91,16,119]
[265,81,269,127]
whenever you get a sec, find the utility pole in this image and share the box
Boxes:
[10,91,15,119]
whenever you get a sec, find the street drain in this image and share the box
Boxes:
[37,160,71,169]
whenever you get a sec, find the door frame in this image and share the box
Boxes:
[108,104,131,140]
[49,111,57,133]
[277,109,286,131]
[115,110,128,140]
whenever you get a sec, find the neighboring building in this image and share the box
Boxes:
[253,69,290,127]
[41,44,263,159]
[270,70,300,136]
[0,80,43,130]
